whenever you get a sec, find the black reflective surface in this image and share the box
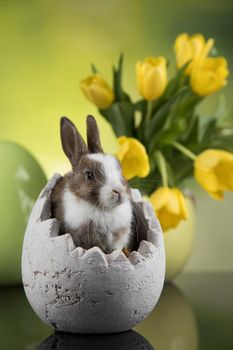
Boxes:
[0,273,232,350]
[38,331,154,349]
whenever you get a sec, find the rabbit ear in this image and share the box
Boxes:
[86,115,103,153]
[60,117,87,170]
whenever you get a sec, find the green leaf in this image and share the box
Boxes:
[112,54,130,102]
[134,99,147,115]
[205,126,233,152]
[215,95,227,122]
[113,54,123,100]
[100,101,134,137]
[163,62,190,99]
[199,117,217,143]
[163,158,175,187]
[214,95,233,128]
[181,114,199,145]
[157,91,201,145]
[91,63,98,74]
[145,86,190,151]
[175,160,193,184]
[169,154,193,185]
[129,168,162,196]
[159,118,187,145]
[212,136,233,152]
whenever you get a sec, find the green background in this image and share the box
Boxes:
[0,0,233,273]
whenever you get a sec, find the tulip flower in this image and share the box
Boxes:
[136,56,167,100]
[150,187,188,231]
[80,74,114,109]
[194,149,233,199]
[190,57,229,96]
[174,33,214,74]
[116,136,150,180]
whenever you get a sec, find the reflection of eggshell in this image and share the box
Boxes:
[38,330,155,350]
[22,174,165,334]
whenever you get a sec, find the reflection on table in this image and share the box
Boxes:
[38,330,154,350]
[0,273,232,349]
[135,283,198,350]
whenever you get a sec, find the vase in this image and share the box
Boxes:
[163,197,195,281]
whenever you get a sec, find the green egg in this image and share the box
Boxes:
[0,141,47,285]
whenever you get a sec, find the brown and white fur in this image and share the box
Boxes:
[51,115,133,254]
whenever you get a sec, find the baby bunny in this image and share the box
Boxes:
[51,115,134,254]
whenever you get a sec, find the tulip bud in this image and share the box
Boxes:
[190,57,229,96]
[174,33,214,74]
[150,187,188,232]
[136,57,167,100]
[116,136,150,180]
[80,74,114,109]
[194,149,233,199]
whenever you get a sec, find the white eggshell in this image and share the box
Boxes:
[22,174,165,334]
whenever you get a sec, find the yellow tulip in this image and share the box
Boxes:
[80,74,114,109]
[150,187,188,232]
[174,33,214,74]
[194,149,233,199]
[116,136,150,180]
[136,56,167,100]
[190,57,229,96]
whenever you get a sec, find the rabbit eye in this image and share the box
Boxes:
[86,170,95,180]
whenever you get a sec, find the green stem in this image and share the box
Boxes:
[172,142,197,161]
[155,151,168,187]
[142,100,153,146]
[145,100,153,124]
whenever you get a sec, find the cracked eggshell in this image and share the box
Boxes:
[22,174,165,334]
